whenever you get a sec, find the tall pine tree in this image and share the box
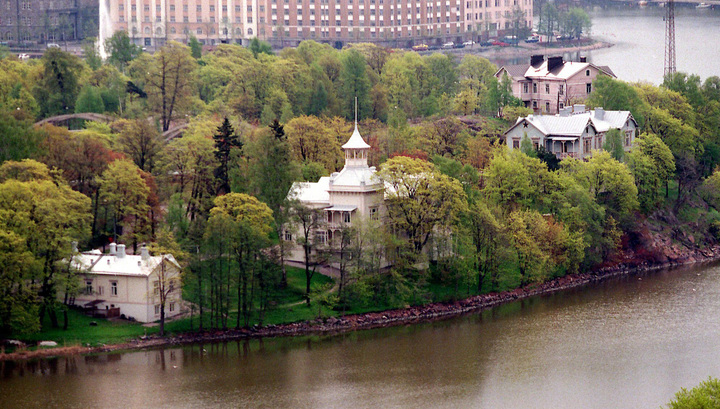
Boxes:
[213,118,242,195]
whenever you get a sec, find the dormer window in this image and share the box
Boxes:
[586,69,590,76]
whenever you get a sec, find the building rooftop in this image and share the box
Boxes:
[73,250,179,277]
[342,124,371,150]
[509,107,635,137]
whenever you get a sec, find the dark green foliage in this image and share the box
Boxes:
[340,49,372,120]
[0,111,45,164]
[189,35,203,59]
[34,48,84,118]
[249,38,274,58]
[213,118,242,195]
[536,146,560,171]
[105,30,142,72]
[75,86,105,114]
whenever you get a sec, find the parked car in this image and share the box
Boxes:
[503,36,519,45]
[46,43,60,48]
[453,43,465,49]
[479,40,493,47]
[491,40,510,47]
[525,36,539,43]
[441,42,455,49]
[428,45,441,51]
[462,40,475,46]
[411,44,429,51]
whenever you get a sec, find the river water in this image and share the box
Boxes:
[587,5,720,85]
[2,262,720,408]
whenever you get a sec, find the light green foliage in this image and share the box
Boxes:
[561,151,638,221]
[135,41,197,131]
[115,119,162,172]
[587,76,646,127]
[627,133,675,212]
[285,115,343,171]
[97,159,151,246]
[0,59,40,118]
[665,377,720,409]
[0,160,91,334]
[380,156,468,256]
[603,128,625,161]
[701,170,720,211]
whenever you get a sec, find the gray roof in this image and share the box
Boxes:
[507,109,634,137]
[499,64,529,80]
[496,60,616,81]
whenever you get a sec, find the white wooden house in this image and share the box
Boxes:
[68,243,183,323]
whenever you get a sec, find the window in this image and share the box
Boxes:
[545,84,550,94]
[155,304,160,315]
[545,102,550,112]
[625,131,631,146]
[523,83,528,93]
[586,83,592,94]
[316,231,327,244]
[532,101,537,109]
[97,286,104,296]
[343,212,351,223]
[169,302,175,312]
[559,84,564,95]
[586,69,590,76]
[85,280,93,295]
[532,83,537,93]
[153,280,159,295]
[284,231,293,241]
[584,139,591,153]
[370,207,379,220]
[512,139,520,149]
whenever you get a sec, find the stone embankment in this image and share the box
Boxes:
[3,242,718,362]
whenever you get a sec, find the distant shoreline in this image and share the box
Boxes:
[440,39,615,62]
[2,242,717,363]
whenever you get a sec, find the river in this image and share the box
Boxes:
[2,262,720,408]
[587,4,720,85]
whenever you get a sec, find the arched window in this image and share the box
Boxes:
[247,28,253,35]
[170,27,176,34]
[156,27,163,35]
[197,28,202,34]
[235,28,242,35]
[144,26,151,34]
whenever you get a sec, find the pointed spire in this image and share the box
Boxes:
[354,96,358,128]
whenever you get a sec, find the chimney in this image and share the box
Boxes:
[547,56,564,72]
[579,56,587,63]
[530,55,545,67]
[109,242,117,256]
[559,107,571,117]
[594,107,605,120]
[573,104,586,113]
[116,244,126,258]
[140,246,150,262]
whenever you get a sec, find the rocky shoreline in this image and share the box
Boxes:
[3,243,718,362]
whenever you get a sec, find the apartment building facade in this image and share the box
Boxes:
[107,0,532,48]
[0,0,98,45]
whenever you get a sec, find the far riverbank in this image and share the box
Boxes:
[2,240,717,363]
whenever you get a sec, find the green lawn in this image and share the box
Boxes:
[18,265,336,346]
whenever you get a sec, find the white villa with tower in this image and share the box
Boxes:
[286,121,384,262]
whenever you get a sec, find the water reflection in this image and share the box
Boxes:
[2,263,720,408]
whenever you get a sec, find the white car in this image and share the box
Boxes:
[462,40,475,46]
[441,42,454,49]
[46,43,60,48]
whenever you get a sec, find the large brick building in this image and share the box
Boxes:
[107,0,532,49]
[0,0,98,45]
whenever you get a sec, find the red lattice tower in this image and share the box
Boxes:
[664,0,676,77]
